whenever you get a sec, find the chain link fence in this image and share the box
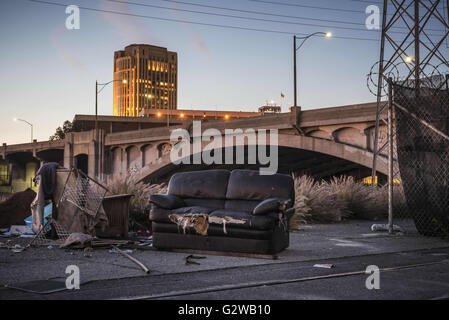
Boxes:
[391,74,449,236]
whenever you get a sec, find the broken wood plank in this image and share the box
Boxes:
[112,245,151,274]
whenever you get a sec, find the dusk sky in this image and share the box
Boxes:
[1,0,447,144]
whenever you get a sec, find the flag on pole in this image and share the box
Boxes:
[280,92,285,98]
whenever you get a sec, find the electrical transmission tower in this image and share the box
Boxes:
[370,0,449,233]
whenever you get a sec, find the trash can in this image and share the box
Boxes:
[96,194,133,238]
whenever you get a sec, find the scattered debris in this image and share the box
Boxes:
[111,245,150,274]
[47,245,53,250]
[313,264,334,269]
[90,239,130,248]
[1,225,34,237]
[61,232,94,248]
[28,217,70,247]
[24,203,52,229]
[185,254,206,265]
[371,224,403,233]
[11,244,25,253]
[109,248,133,254]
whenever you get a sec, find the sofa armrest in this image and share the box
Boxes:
[149,194,186,209]
[252,198,291,215]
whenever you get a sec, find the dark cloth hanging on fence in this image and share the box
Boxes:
[34,162,60,199]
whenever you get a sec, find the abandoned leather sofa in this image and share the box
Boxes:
[149,169,295,255]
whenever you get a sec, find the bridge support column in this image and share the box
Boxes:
[88,140,97,178]
[64,137,74,169]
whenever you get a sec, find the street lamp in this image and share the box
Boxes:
[293,32,332,107]
[404,55,414,64]
[95,79,127,130]
[13,118,33,142]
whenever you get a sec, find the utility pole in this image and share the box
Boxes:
[293,35,297,107]
[95,80,98,132]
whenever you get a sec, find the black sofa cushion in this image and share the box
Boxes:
[149,194,186,209]
[252,197,291,215]
[209,209,276,231]
[225,169,295,203]
[150,206,215,223]
[168,169,230,199]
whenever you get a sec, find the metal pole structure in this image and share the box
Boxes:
[293,32,331,109]
[387,78,394,234]
[414,0,420,93]
[95,80,98,132]
[293,35,297,107]
[371,0,388,187]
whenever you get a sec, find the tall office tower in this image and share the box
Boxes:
[113,44,178,116]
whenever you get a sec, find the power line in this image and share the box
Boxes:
[155,0,444,33]
[105,0,416,35]
[247,0,365,13]
[248,0,445,19]
[26,0,448,45]
[27,0,381,41]
[156,0,366,26]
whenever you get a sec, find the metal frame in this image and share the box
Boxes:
[58,167,108,218]
[371,0,449,233]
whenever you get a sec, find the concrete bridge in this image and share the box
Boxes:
[0,102,388,192]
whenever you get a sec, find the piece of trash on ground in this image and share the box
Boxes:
[109,248,133,254]
[61,233,94,248]
[371,224,403,233]
[313,264,334,269]
[4,225,34,237]
[185,254,207,265]
[11,244,25,253]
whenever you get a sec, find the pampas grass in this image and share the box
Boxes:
[290,174,406,230]
[290,175,350,230]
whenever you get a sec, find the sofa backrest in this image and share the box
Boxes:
[167,169,294,212]
[168,169,230,200]
[225,169,294,204]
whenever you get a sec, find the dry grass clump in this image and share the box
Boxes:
[290,174,406,231]
[104,168,167,229]
[290,175,350,230]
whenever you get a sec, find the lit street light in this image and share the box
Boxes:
[293,32,332,107]
[404,56,414,64]
[13,118,33,142]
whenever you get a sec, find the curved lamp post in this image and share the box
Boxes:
[95,79,127,130]
[13,118,33,142]
[293,32,332,107]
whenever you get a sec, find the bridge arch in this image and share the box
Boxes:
[331,126,366,149]
[306,129,332,140]
[137,133,387,183]
[125,145,140,170]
